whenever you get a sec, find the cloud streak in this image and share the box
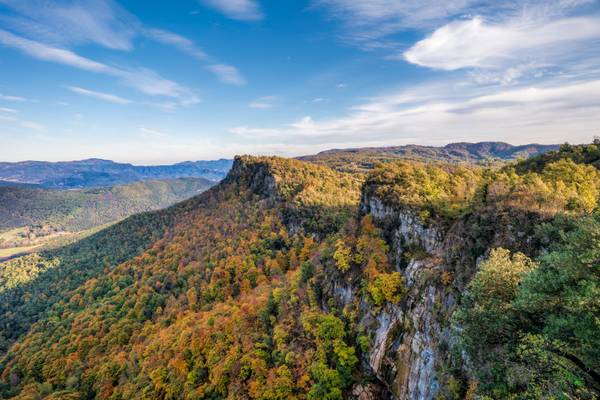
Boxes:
[143,28,207,60]
[139,126,168,139]
[0,28,111,72]
[0,0,245,88]
[248,96,278,109]
[0,29,199,105]
[232,77,600,147]
[206,64,246,85]
[0,0,137,50]
[0,113,45,131]
[0,93,27,102]
[68,86,132,104]
[199,0,263,21]
[403,16,600,71]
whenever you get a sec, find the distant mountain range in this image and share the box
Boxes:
[0,143,559,188]
[0,158,233,188]
[300,142,560,172]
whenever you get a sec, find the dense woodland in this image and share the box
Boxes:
[0,144,598,399]
[0,178,213,248]
[300,142,558,173]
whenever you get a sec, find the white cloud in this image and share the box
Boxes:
[0,1,245,87]
[315,0,600,61]
[19,120,45,131]
[315,0,475,28]
[0,113,45,131]
[249,96,278,109]
[231,77,600,147]
[206,64,246,85]
[0,0,137,50]
[0,28,115,72]
[0,107,17,113]
[313,0,482,49]
[116,68,200,105]
[403,16,600,71]
[0,29,199,105]
[68,86,131,104]
[199,0,263,21]
[0,93,27,102]
[143,28,207,60]
[139,126,168,139]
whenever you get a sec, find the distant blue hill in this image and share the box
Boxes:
[0,158,233,188]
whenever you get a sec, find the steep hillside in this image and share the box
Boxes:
[0,178,214,249]
[0,159,232,188]
[0,146,598,400]
[0,156,365,399]
[346,146,600,399]
[300,141,558,172]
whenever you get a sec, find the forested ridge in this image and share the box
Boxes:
[300,141,558,173]
[0,159,232,188]
[0,178,214,249]
[0,144,598,399]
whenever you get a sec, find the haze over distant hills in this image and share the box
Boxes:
[0,143,560,189]
[300,142,560,172]
[0,158,233,188]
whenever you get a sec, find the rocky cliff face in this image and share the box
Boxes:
[229,157,469,399]
[312,191,469,400]
[225,156,280,200]
[360,196,453,400]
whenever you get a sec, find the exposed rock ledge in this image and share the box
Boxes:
[357,195,453,400]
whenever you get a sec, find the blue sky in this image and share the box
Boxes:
[0,0,599,164]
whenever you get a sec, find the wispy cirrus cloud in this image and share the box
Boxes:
[248,96,278,109]
[144,30,246,85]
[0,0,137,50]
[317,0,600,86]
[199,0,263,21]
[0,29,200,105]
[403,15,600,71]
[0,28,113,73]
[0,0,246,89]
[142,28,207,60]
[0,112,45,131]
[313,0,480,49]
[68,86,131,104]
[139,126,168,139]
[0,106,17,113]
[232,77,600,147]
[0,93,27,102]
[314,0,597,48]
[206,64,246,85]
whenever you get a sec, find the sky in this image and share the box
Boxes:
[0,0,599,164]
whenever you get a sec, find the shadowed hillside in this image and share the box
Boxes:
[0,178,214,253]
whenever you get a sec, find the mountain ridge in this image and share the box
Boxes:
[300,141,560,172]
[0,159,233,188]
[0,145,599,399]
[0,141,558,188]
